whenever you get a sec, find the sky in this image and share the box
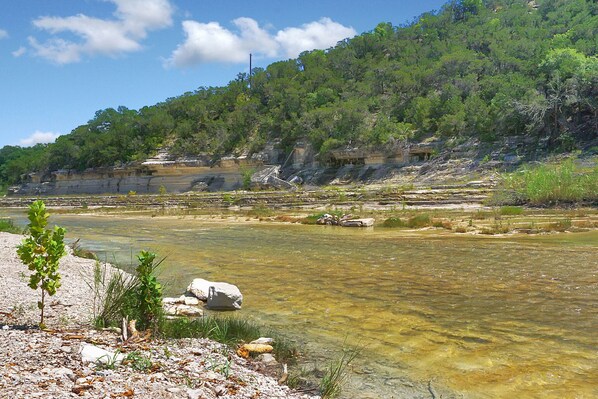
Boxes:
[0,0,447,148]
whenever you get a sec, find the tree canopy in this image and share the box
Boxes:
[1,0,596,186]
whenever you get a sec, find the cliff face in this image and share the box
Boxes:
[9,136,551,196]
[10,163,259,196]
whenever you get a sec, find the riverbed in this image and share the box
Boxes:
[3,210,597,398]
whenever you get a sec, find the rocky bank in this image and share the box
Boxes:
[0,232,317,399]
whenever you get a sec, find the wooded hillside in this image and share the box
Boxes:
[1,0,596,185]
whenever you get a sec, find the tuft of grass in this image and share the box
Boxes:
[499,206,523,216]
[548,218,572,232]
[89,265,138,329]
[319,347,359,399]
[160,317,298,364]
[246,205,275,218]
[382,217,404,228]
[71,239,98,260]
[124,351,154,372]
[0,218,23,234]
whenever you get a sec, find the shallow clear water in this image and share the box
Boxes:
[5,212,598,398]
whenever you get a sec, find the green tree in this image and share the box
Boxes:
[17,200,66,328]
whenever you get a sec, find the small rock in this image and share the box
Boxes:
[250,337,274,345]
[186,388,205,399]
[183,296,200,306]
[79,343,124,365]
[258,353,278,365]
[162,297,184,305]
[237,343,273,358]
[163,304,203,317]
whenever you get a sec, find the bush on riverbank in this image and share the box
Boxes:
[383,213,432,229]
[494,159,598,206]
[91,252,164,331]
[0,218,22,234]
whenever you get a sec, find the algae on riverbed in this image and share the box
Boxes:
[3,210,596,399]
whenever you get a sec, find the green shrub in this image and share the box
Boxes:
[406,214,431,228]
[17,200,66,328]
[241,167,255,190]
[131,251,163,331]
[382,217,405,228]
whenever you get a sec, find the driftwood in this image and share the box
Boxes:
[316,214,375,227]
[278,363,288,385]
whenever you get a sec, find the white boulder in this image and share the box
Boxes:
[186,278,213,301]
[206,283,243,310]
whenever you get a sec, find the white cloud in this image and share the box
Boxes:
[12,47,27,57]
[276,18,356,58]
[167,17,355,68]
[20,131,61,146]
[29,0,173,64]
[0,29,7,39]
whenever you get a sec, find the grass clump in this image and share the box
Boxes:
[406,214,431,228]
[382,213,432,229]
[124,351,154,372]
[382,217,404,228]
[319,346,359,399]
[70,239,98,260]
[496,159,598,205]
[160,317,298,364]
[499,206,523,216]
[0,218,22,234]
[90,251,164,331]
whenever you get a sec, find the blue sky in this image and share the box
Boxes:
[0,0,447,148]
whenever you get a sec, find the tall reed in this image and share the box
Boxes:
[497,159,598,205]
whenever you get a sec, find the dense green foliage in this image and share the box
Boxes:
[93,251,163,331]
[1,0,596,185]
[17,200,66,327]
[495,159,598,205]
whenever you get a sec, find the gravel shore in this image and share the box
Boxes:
[0,232,318,399]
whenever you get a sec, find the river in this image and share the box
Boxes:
[4,211,598,398]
